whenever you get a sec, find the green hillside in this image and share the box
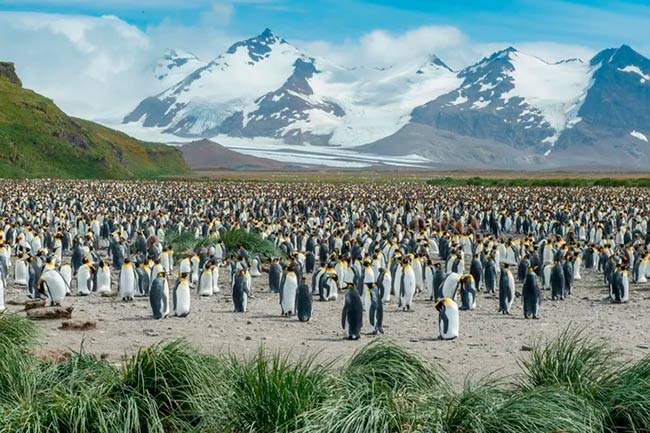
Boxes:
[0,63,188,178]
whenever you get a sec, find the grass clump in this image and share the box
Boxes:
[302,340,449,433]
[220,229,282,260]
[222,349,333,432]
[166,228,282,261]
[518,328,615,399]
[0,312,39,349]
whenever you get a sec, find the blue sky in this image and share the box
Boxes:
[1,0,648,118]
[1,0,649,51]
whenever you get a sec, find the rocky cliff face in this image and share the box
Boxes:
[0,62,21,86]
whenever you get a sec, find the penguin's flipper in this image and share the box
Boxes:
[341,305,348,330]
[440,305,449,335]
[369,301,376,327]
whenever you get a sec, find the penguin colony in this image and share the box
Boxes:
[0,180,646,342]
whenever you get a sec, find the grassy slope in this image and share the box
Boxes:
[0,75,188,178]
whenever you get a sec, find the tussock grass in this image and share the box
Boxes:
[222,349,333,432]
[518,328,615,399]
[0,312,38,348]
[220,229,282,260]
[301,341,450,433]
[2,316,650,433]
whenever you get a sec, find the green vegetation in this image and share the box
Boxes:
[166,229,282,261]
[427,176,650,187]
[4,314,650,433]
[0,74,188,178]
[219,229,282,260]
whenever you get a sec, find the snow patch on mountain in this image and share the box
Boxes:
[631,130,648,142]
[500,51,592,135]
[619,65,650,83]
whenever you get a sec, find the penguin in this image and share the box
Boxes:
[269,258,282,293]
[232,270,249,313]
[95,261,111,295]
[484,258,497,294]
[119,258,137,301]
[249,256,262,277]
[59,264,72,295]
[149,271,169,320]
[469,255,482,291]
[398,257,416,311]
[173,272,191,317]
[498,264,515,315]
[436,298,459,340]
[522,270,541,319]
[198,265,214,296]
[376,267,391,303]
[211,262,220,294]
[190,254,200,283]
[341,288,363,340]
[135,262,150,297]
[459,275,476,311]
[318,268,338,301]
[550,261,565,300]
[563,258,574,296]
[37,268,68,306]
[441,272,461,301]
[431,263,446,301]
[296,278,313,322]
[305,251,316,274]
[14,254,29,286]
[368,285,384,334]
[279,268,298,316]
[76,258,94,296]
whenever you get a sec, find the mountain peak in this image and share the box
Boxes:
[226,28,287,62]
[429,55,453,72]
[591,44,649,67]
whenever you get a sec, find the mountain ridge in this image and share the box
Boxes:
[121,29,650,168]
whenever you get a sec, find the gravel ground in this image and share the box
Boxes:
[5,259,650,384]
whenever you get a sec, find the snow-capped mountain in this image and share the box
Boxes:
[410,48,592,154]
[123,29,461,146]
[121,29,650,168]
[151,49,205,90]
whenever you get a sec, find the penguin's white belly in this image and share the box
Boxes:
[382,275,391,302]
[96,269,111,294]
[573,258,582,280]
[180,260,191,274]
[14,261,28,286]
[198,272,213,296]
[163,279,170,317]
[77,268,91,295]
[43,271,67,305]
[60,266,72,294]
[250,260,261,277]
[400,268,416,307]
[439,305,459,340]
[282,276,298,314]
[175,282,191,316]
[120,270,135,300]
[442,273,461,300]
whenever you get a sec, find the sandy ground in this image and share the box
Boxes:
[5,257,650,384]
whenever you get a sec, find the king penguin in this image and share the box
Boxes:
[436,298,459,340]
